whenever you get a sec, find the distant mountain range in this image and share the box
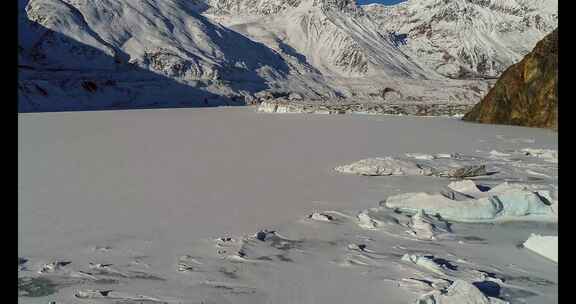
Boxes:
[364,0,557,79]
[18,0,557,112]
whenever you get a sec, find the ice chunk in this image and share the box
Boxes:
[487,182,525,193]
[385,182,554,222]
[335,157,433,176]
[491,189,553,218]
[405,153,435,160]
[408,210,450,240]
[347,243,367,251]
[38,260,72,274]
[386,192,499,221]
[335,156,489,178]
[357,211,383,229]
[416,280,509,304]
[447,180,485,196]
[441,180,486,201]
[434,153,454,159]
[308,212,334,222]
[74,289,166,303]
[523,234,558,263]
[401,253,446,275]
[521,148,558,163]
[489,150,511,158]
[400,277,451,293]
[435,165,487,178]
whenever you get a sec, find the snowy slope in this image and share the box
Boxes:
[204,0,434,79]
[18,0,557,111]
[19,0,339,111]
[200,0,498,103]
[363,0,558,78]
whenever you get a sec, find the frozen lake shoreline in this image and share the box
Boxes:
[19,107,557,303]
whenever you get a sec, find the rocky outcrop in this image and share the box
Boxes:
[463,28,558,130]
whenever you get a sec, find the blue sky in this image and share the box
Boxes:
[356,0,405,5]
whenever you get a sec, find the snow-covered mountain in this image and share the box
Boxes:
[204,0,431,79]
[200,0,497,103]
[363,0,557,78]
[19,0,333,111]
[18,0,556,112]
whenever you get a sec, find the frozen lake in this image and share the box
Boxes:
[18,107,557,303]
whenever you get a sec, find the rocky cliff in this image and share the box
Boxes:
[463,28,558,130]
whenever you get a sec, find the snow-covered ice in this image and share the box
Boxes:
[19,107,557,303]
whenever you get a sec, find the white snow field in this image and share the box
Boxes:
[19,107,557,303]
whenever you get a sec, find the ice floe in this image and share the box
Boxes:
[523,234,558,263]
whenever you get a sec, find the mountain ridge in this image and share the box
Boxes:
[18,0,557,112]
[363,0,557,79]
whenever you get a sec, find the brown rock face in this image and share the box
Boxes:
[463,28,558,130]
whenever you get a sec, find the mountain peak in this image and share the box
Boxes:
[363,0,557,78]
